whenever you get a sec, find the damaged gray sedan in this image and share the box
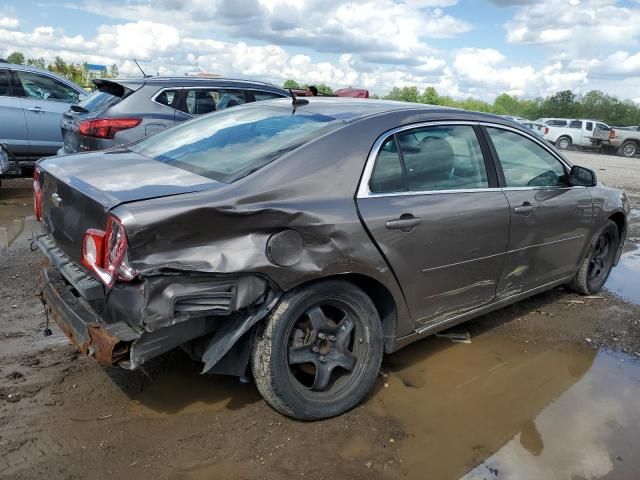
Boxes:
[35,98,629,419]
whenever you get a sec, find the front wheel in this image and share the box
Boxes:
[570,220,619,294]
[251,280,383,420]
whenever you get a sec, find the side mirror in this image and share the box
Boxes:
[569,165,597,187]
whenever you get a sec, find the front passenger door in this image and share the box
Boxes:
[485,127,593,298]
[13,70,81,156]
[357,124,510,327]
[0,68,28,157]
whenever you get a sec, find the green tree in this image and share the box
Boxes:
[26,57,46,69]
[419,86,440,105]
[316,83,333,95]
[109,64,119,78]
[384,86,419,103]
[7,51,25,65]
[283,79,300,89]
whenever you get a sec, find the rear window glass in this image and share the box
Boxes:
[78,90,121,112]
[130,106,343,183]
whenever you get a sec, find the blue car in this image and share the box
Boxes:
[0,60,86,173]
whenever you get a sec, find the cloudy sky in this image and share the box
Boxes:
[1,0,640,101]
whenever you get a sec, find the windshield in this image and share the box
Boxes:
[130,106,343,182]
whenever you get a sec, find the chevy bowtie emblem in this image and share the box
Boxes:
[51,193,62,207]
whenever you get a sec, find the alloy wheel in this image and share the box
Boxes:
[287,303,358,392]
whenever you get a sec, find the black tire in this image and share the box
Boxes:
[251,280,383,420]
[620,141,638,158]
[570,220,619,295]
[556,136,572,150]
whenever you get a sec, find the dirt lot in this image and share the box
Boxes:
[1,151,640,480]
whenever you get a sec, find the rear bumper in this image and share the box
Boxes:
[40,263,135,364]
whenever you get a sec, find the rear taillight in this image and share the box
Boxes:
[543,127,549,135]
[33,168,42,221]
[82,215,137,287]
[78,118,142,139]
[609,129,616,139]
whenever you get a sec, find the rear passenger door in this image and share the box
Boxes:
[0,68,28,157]
[484,126,593,297]
[357,123,511,327]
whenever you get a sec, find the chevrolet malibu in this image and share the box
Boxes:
[35,98,629,420]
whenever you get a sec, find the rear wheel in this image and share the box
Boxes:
[620,141,638,158]
[570,220,619,294]
[556,136,572,150]
[251,280,383,420]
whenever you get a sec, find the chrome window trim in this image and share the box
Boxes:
[357,120,574,199]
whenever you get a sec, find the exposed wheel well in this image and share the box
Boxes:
[289,274,398,354]
[609,212,626,240]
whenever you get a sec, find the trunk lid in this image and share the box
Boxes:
[61,79,144,154]
[38,149,220,263]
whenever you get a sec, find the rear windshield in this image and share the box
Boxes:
[77,90,122,112]
[130,106,343,182]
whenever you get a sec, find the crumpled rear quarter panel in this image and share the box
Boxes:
[113,112,424,337]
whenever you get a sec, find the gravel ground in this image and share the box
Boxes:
[1,150,639,480]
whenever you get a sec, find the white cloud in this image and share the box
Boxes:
[0,16,19,29]
[1,0,640,101]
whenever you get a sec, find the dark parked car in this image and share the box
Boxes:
[35,99,629,419]
[59,76,289,155]
[0,61,86,171]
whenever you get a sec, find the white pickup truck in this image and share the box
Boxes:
[538,118,613,151]
[610,126,640,157]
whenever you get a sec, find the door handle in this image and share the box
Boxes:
[27,106,46,113]
[385,214,421,232]
[514,202,535,215]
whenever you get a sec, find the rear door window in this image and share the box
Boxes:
[586,122,593,131]
[369,125,489,193]
[252,91,285,101]
[180,88,247,115]
[15,71,80,103]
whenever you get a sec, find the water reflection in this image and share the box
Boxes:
[606,244,640,305]
[0,183,35,251]
[366,336,640,480]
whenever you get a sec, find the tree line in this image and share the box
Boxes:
[281,79,639,127]
[5,51,636,126]
[6,51,118,89]
[380,86,640,127]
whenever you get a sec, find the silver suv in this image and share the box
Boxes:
[0,61,86,172]
[59,77,289,155]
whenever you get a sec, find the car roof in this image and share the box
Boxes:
[262,97,517,125]
[0,61,85,92]
[108,76,288,92]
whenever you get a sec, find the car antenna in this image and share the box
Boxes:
[133,59,152,78]
[289,88,309,113]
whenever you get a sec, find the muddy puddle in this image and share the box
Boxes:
[369,335,640,479]
[128,334,640,480]
[0,181,36,251]
[606,244,640,305]
[130,359,261,417]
